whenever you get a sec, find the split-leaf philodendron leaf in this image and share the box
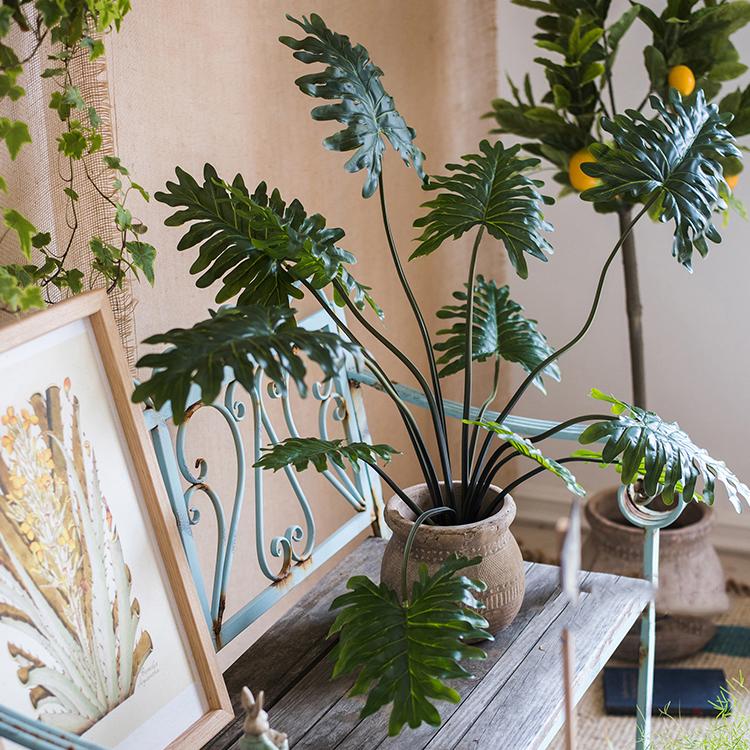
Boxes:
[466,419,585,497]
[280,13,426,198]
[255,437,398,473]
[435,274,560,392]
[132,305,360,424]
[581,90,740,270]
[329,555,491,736]
[412,140,553,279]
[578,389,750,510]
[154,164,380,316]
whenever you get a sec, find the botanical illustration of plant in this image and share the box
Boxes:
[0,379,152,734]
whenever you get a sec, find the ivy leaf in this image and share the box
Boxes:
[467,419,585,497]
[132,305,361,424]
[435,274,559,392]
[582,90,741,270]
[412,140,553,279]
[3,209,36,259]
[64,86,86,110]
[579,389,750,510]
[280,13,426,198]
[0,266,44,312]
[329,555,491,736]
[58,129,87,158]
[126,241,156,284]
[255,437,397,473]
[0,117,31,159]
[155,164,378,314]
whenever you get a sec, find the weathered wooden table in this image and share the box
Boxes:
[207,538,651,750]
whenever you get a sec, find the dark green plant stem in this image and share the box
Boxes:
[618,204,647,408]
[302,280,442,502]
[469,199,654,491]
[460,227,486,505]
[332,279,454,507]
[466,357,500,482]
[468,414,612,518]
[400,507,455,601]
[483,457,607,518]
[366,461,424,519]
[378,173,455,507]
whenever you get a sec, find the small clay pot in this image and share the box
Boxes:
[583,488,729,661]
[380,482,525,634]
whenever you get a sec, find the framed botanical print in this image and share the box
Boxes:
[0,292,233,749]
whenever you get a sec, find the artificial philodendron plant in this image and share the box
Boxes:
[132,12,750,735]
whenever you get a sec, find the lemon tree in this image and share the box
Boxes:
[488,1,750,408]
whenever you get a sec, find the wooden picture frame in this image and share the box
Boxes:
[0,291,232,749]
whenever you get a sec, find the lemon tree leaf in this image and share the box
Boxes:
[435,274,559,392]
[581,90,740,270]
[580,389,750,510]
[329,555,491,736]
[280,13,425,199]
[412,140,553,279]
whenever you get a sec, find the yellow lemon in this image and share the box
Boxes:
[568,148,600,192]
[668,65,695,96]
[726,173,740,191]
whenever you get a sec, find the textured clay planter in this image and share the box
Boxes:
[380,482,525,634]
[583,488,729,661]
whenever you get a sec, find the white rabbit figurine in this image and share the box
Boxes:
[238,687,289,750]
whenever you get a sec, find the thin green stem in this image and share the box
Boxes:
[491,200,654,433]
[365,461,423,518]
[400,507,455,601]
[378,173,454,506]
[467,356,500,476]
[332,279,454,507]
[461,227,485,503]
[302,280,442,502]
[483,457,606,518]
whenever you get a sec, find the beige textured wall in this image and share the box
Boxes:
[107,1,501,665]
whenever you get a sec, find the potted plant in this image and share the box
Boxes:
[488,0,750,659]
[131,13,749,734]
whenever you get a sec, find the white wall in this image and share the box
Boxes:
[497,0,750,549]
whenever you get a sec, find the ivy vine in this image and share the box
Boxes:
[0,0,155,313]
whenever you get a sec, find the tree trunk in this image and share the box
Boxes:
[617,205,647,409]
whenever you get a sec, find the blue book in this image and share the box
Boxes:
[603,667,729,717]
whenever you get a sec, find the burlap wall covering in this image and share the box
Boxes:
[0,27,136,367]
[111,0,503,667]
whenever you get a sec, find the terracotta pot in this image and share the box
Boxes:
[583,488,728,661]
[380,482,525,634]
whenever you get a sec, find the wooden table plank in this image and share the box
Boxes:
[212,537,650,750]
[207,538,386,750]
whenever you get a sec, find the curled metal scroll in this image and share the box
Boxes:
[616,484,687,530]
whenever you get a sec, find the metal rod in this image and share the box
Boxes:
[636,526,659,750]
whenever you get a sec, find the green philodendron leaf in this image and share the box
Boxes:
[466,419,585,497]
[155,164,379,316]
[412,140,553,279]
[579,389,750,510]
[255,437,398,473]
[279,13,426,198]
[329,555,491,736]
[582,90,741,270]
[434,274,560,392]
[132,305,361,424]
